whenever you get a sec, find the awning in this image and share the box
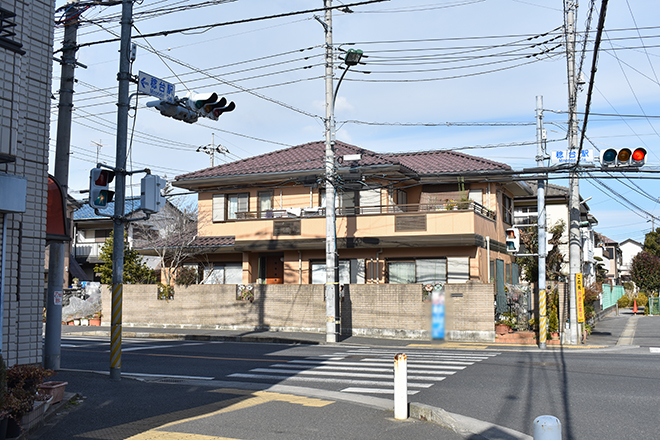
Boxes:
[68,255,89,281]
[47,175,70,242]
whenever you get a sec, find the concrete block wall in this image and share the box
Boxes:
[1,0,54,366]
[101,282,497,341]
[445,282,496,342]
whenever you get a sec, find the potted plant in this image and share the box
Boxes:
[3,364,54,437]
[89,312,102,326]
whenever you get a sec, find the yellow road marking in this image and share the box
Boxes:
[82,389,334,440]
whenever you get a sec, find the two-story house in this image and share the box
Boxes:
[73,197,181,281]
[595,233,622,285]
[619,238,643,281]
[172,140,530,288]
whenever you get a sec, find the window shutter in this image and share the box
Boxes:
[447,257,470,283]
[212,194,226,222]
[360,189,381,214]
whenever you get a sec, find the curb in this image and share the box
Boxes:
[410,402,532,440]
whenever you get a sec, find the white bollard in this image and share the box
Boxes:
[394,353,408,420]
[533,415,562,440]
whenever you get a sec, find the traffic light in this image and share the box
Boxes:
[185,91,218,111]
[89,168,115,209]
[146,100,198,124]
[600,147,646,168]
[505,228,520,253]
[140,174,167,214]
[201,96,236,121]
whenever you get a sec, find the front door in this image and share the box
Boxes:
[265,255,284,284]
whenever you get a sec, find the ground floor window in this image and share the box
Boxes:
[311,259,366,284]
[388,258,448,284]
[202,263,242,284]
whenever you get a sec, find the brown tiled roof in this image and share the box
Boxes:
[176,141,396,181]
[190,236,235,247]
[175,140,511,182]
[386,150,510,174]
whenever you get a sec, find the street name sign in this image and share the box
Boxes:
[550,149,594,165]
[138,71,175,103]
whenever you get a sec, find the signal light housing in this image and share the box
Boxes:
[89,168,115,209]
[147,100,199,124]
[600,147,646,168]
[505,228,520,253]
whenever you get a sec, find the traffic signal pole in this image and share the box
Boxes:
[109,0,133,381]
[45,5,81,370]
[566,2,580,345]
[536,95,548,349]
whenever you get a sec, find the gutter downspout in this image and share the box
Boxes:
[298,251,302,284]
[0,214,6,352]
[486,236,491,283]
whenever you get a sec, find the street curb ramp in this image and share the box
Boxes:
[410,402,532,440]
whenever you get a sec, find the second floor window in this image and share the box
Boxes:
[503,194,513,225]
[213,192,249,222]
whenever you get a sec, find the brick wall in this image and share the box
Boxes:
[102,282,496,341]
[1,0,54,365]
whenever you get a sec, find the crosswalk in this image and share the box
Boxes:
[228,348,499,396]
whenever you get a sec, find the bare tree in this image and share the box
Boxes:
[133,196,202,286]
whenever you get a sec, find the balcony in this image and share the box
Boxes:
[235,201,496,221]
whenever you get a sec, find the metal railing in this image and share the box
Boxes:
[234,201,496,221]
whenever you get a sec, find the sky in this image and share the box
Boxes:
[50,0,660,244]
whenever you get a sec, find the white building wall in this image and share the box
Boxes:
[0,0,54,365]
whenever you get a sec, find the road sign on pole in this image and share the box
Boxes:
[138,71,175,103]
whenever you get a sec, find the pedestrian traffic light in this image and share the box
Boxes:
[140,174,167,214]
[89,168,115,209]
[146,100,198,124]
[600,147,646,168]
[506,228,520,253]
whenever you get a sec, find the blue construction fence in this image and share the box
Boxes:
[602,284,625,310]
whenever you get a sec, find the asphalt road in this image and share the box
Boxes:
[56,328,660,439]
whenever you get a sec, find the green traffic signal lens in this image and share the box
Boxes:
[602,149,617,163]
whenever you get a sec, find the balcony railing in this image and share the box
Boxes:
[234,201,496,221]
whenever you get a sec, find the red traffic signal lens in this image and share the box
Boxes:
[94,170,114,186]
[632,148,646,162]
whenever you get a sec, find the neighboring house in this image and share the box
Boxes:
[172,140,530,288]
[619,238,643,280]
[595,233,622,284]
[45,194,85,286]
[0,0,55,365]
[73,197,182,281]
[513,181,598,284]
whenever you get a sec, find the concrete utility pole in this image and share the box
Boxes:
[45,4,81,370]
[110,0,134,380]
[323,0,339,343]
[566,1,580,345]
[536,95,548,349]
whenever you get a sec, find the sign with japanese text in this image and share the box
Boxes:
[550,149,594,165]
[575,273,585,323]
[138,71,175,103]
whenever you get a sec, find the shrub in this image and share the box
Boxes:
[617,296,630,308]
[176,266,198,286]
[5,364,54,419]
[635,292,648,308]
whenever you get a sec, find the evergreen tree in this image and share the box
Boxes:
[643,227,660,258]
[631,251,660,294]
[94,230,154,284]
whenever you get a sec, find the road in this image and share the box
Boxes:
[59,333,660,439]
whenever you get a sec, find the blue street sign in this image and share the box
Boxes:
[138,71,175,103]
[550,149,594,165]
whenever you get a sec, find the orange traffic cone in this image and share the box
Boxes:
[633,299,638,315]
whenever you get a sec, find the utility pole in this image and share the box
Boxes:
[566,1,580,345]
[536,95,548,349]
[197,134,228,167]
[323,0,339,343]
[45,3,81,370]
[110,0,134,380]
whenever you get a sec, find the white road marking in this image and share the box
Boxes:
[289,359,468,369]
[650,347,660,353]
[342,387,420,395]
[227,373,433,388]
[268,363,458,375]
